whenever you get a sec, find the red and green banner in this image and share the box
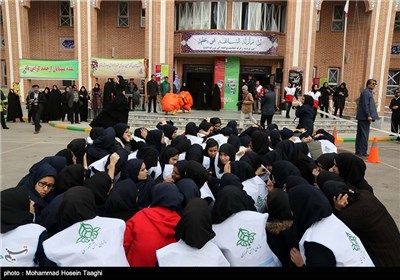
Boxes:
[213,57,225,109]
[19,59,78,80]
[224,57,240,110]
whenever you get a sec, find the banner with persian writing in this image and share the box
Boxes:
[224,57,240,110]
[181,32,278,55]
[90,57,145,78]
[19,59,78,80]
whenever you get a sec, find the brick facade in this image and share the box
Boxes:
[1,0,399,114]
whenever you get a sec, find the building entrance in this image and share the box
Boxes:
[183,65,214,110]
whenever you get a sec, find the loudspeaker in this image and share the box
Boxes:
[276,68,283,83]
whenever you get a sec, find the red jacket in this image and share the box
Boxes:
[124,206,181,266]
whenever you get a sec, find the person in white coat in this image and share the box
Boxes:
[156,198,229,266]
[288,184,374,267]
[42,186,129,266]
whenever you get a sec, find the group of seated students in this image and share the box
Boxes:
[2,116,400,267]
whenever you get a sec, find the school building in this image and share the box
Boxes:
[1,0,399,113]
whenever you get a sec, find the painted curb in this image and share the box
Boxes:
[48,122,91,133]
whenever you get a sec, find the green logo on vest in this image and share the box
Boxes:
[236,228,256,247]
[76,223,101,244]
[345,232,360,251]
[256,196,264,208]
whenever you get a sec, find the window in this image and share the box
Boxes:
[232,2,285,32]
[328,68,339,90]
[0,7,3,25]
[331,5,344,31]
[316,10,320,32]
[313,67,317,78]
[387,69,400,96]
[118,1,129,27]
[395,12,400,32]
[140,8,145,28]
[1,60,7,86]
[62,80,74,88]
[175,1,226,31]
[59,1,73,27]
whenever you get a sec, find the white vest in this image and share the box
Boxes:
[127,150,138,160]
[156,239,230,267]
[148,161,162,179]
[1,224,46,267]
[208,134,228,146]
[88,154,108,177]
[211,211,281,267]
[162,164,174,180]
[319,139,337,154]
[200,182,215,202]
[178,152,186,161]
[43,216,129,267]
[242,176,268,213]
[185,134,204,145]
[299,214,374,267]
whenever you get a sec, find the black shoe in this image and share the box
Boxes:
[147,111,151,113]
[2,126,9,129]
[285,116,290,119]
[20,119,25,123]
[154,111,158,113]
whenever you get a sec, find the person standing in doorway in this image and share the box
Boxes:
[146,74,159,113]
[355,79,379,157]
[260,85,276,128]
[1,89,9,129]
[389,88,400,141]
[160,76,171,99]
[239,85,258,130]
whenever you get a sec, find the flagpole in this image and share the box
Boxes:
[341,1,349,83]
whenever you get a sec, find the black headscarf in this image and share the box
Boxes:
[113,123,130,143]
[316,153,336,171]
[175,178,201,208]
[1,187,33,233]
[217,143,236,171]
[84,171,112,215]
[175,198,215,249]
[184,122,199,136]
[240,150,262,171]
[145,129,166,154]
[89,127,105,141]
[55,164,85,196]
[230,161,255,182]
[280,128,294,140]
[267,189,293,221]
[104,178,139,221]
[150,183,184,211]
[57,186,97,232]
[288,184,332,239]
[251,130,270,155]
[137,146,159,169]
[67,138,87,164]
[227,135,241,153]
[20,163,58,209]
[171,135,191,153]
[271,160,301,189]
[161,124,178,140]
[134,127,147,139]
[226,120,239,136]
[334,153,373,193]
[269,130,282,149]
[17,156,66,188]
[267,123,279,132]
[185,143,204,164]
[239,134,251,147]
[219,173,243,190]
[212,185,256,224]
[320,180,359,209]
[160,146,180,169]
[121,158,156,209]
[285,175,311,192]
[185,160,210,188]
[316,171,344,189]
[55,148,74,166]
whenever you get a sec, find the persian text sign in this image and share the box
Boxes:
[19,59,78,80]
[91,57,145,78]
[181,32,278,55]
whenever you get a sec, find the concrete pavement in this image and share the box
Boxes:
[1,110,399,229]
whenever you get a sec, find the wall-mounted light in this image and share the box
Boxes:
[395,0,400,10]
[19,0,25,5]
[92,0,96,7]
[0,0,3,6]
[70,0,76,8]
[111,47,115,58]
[142,0,147,9]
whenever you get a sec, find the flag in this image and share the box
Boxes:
[344,0,349,15]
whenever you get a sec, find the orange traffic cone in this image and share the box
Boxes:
[366,137,380,163]
[333,126,339,147]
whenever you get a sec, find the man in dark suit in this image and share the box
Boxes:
[146,74,159,113]
[355,79,380,156]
